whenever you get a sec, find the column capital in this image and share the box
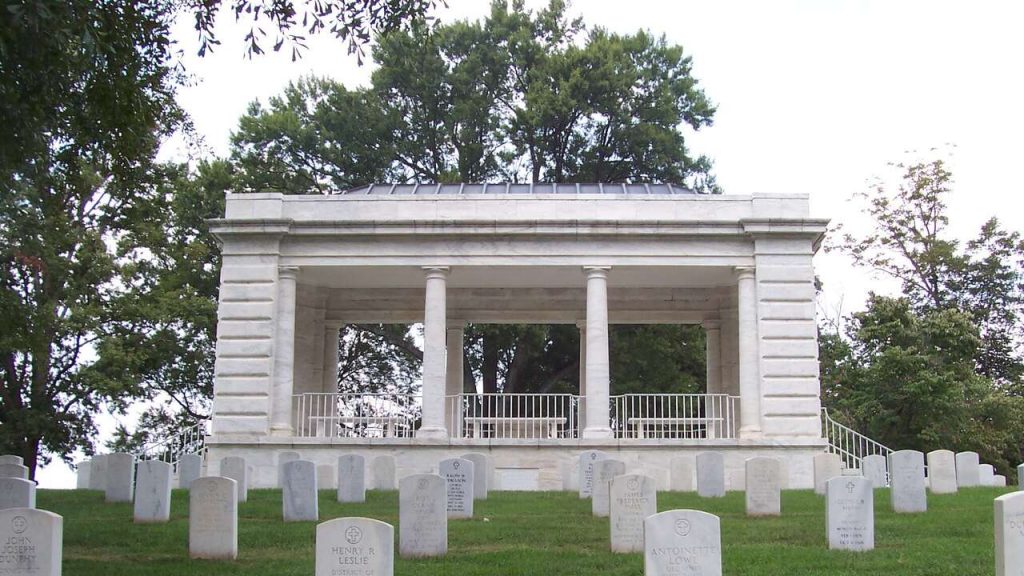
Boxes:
[734,266,756,281]
[575,319,587,329]
[422,266,450,280]
[583,265,611,279]
[278,265,300,280]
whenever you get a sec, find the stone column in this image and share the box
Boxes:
[270,266,299,436]
[577,321,587,437]
[418,267,450,439]
[735,266,762,437]
[582,266,613,439]
[702,319,722,437]
[445,324,465,437]
[321,321,343,394]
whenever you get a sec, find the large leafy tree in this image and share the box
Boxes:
[1,0,440,475]
[825,157,1024,476]
[231,0,718,399]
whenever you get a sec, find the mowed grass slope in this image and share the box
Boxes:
[40,486,1007,575]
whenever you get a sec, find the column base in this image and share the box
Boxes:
[738,427,763,440]
[416,426,449,440]
[581,427,614,440]
[269,425,294,437]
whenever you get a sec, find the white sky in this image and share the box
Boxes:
[37,0,1024,487]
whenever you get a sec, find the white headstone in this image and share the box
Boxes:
[104,453,135,503]
[277,451,301,487]
[439,458,474,520]
[578,450,609,498]
[980,464,996,486]
[74,460,91,490]
[813,453,842,495]
[133,460,172,523]
[0,508,62,576]
[89,455,107,491]
[317,464,336,491]
[889,450,926,513]
[0,456,23,466]
[696,452,725,498]
[316,517,394,576]
[610,474,657,554]
[283,460,319,522]
[955,451,981,487]
[460,453,490,500]
[826,476,874,551]
[178,453,202,490]
[996,492,1024,576]
[745,457,781,516]
[995,475,1007,487]
[0,478,36,510]
[925,449,958,494]
[0,464,28,480]
[562,459,579,491]
[371,456,397,491]
[644,510,721,576]
[189,476,238,559]
[592,459,626,517]
[220,456,248,503]
[861,454,888,488]
[337,454,366,503]
[669,456,695,492]
[398,474,447,558]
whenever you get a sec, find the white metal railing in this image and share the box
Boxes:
[821,407,893,471]
[295,393,421,438]
[135,419,210,466]
[611,394,738,439]
[447,393,579,439]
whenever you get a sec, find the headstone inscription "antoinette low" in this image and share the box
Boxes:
[643,509,722,576]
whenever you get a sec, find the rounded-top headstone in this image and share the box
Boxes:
[398,474,447,558]
[955,451,981,487]
[89,454,108,491]
[282,459,319,522]
[644,509,721,576]
[696,452,725,498]
[338,454,366,503]
[996,491,1024,576]
[592,459,626,517]
[75,460,91,490]
[220,456,248,503]
[578,450,609,498]
[189,476,238,560]
[439,458,474,519]
[133,460,172,523]
[0,477,36,510]
[316,517,394,576]
[861,454,888,488]
[813,453,842,495]
[889,450,926,513]
[0,508,62,576]
[104,453,135,503]
[745,457,781,516]
[460,453,490,500]
[277,451,301,487]
[609,474,657,554]
[925,449,958,494]
[372,455,397,491]
[177,453,202,490]
[826,476,874,551]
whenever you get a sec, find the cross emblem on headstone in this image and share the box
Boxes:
[846,481,856,494]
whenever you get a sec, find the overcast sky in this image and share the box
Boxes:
[37,0,1024,487]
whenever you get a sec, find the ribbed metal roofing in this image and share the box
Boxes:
[339,183,696,195]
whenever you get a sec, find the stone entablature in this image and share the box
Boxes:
[208,189,828,445]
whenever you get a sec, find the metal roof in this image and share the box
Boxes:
[339,183,697,195]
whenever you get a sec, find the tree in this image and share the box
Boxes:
[230,0,718,400]
[842,157,1024,389]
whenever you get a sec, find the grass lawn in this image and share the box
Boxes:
[40,486,1008,575]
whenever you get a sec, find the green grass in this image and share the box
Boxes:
[40,486,1008,575]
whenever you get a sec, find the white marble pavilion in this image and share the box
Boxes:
[207,183,829,489]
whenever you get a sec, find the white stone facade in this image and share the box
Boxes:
[208,189,828,487]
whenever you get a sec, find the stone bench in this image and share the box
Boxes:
[308,416,407,438]
[462,416,566,439]
[626,416,724,439]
